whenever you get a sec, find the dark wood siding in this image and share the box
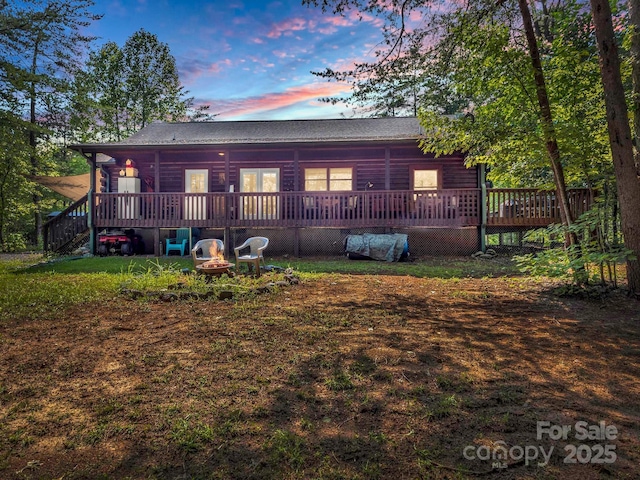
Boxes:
[390,147,473,189]
[104,141,476,195]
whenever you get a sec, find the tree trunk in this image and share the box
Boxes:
[590,0,640,295]
[629,0,640,174]
[517,0,576,238]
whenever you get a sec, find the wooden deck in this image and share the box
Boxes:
[92,189,482,229]
[91,188,591,229]
[486,188,592,227]
[43,188,593,252]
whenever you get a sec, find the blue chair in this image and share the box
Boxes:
[165,228,190,256]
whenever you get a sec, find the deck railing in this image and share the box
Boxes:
[92,188,592,230]
[93,189,481,229]
[43,194,89,251]
[486,188,593,226]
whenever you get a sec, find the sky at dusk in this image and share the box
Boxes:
[87,0,390,120]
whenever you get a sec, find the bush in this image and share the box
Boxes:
[515,204,634,287]
[1,233,27,252]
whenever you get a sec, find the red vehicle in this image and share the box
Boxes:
[97,229,144,256]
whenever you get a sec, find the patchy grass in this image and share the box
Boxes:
[0,255,639,479]
[284,255,520,278]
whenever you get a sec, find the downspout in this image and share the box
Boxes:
[479,164,487,252]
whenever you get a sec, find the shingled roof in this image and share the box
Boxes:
[74,117,424,149]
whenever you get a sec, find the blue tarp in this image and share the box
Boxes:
[344,233,409,262]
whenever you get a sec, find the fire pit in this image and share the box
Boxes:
[193,239,234,278]
[196,261,234,277]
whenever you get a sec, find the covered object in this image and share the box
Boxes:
[344,233,409,262]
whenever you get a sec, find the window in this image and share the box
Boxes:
[305,167,352,191]
[413,169,439,190]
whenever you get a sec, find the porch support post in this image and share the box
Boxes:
[479,164,487,252]
[153,228,160,256]
[293,149,301,257]
[87,151,96,255]
[384,147,390,190]
[154,151,161,256]
[293,149,299,191]
[223,150,231,259]
[154,151,160,191]
[224,150,230,191]
[224,227,231,259]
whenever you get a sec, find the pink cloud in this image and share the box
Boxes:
[409,10,423,22]
[267,17,308,38]
[204,82,353,119]
[273,50,292,59]
[323,16,354,27]
[260,8,382,42]
[247,55,275,69]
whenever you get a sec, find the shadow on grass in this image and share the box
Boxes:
[3,265,638,478]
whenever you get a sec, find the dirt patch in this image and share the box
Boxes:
[1,274,639,479]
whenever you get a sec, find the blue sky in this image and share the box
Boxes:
[87,0,387,120]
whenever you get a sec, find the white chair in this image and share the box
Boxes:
[234,237,269,277]
[192,238,224,267]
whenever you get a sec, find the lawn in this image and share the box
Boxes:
[0,254,639,479]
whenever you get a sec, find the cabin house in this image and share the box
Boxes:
[45,116,592,257]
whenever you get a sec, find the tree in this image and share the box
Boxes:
[590,0,640,294]
[74,29,195,142]
[628,0,640,173]
[0,0,100,245]
[306,0,625,286]
[306,1,594,207]
[515,0,575,235]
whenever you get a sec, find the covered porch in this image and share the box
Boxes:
[43,187,593,256]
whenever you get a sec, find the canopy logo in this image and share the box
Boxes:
[462,420,618,470]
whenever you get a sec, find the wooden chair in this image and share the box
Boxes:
[234,236,269,277]
[192,238,224,267]
[165,228,190,256]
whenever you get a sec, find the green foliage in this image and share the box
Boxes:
[73,29,194,142]
[515,200,634,287]
[0,1,101,245]
[419,0,611,190]
[0,233,28,253]
[308,0,617,192]
[0,121,32,247]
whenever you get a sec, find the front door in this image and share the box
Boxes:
[185,169,208,220]
[239,168,279,220]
